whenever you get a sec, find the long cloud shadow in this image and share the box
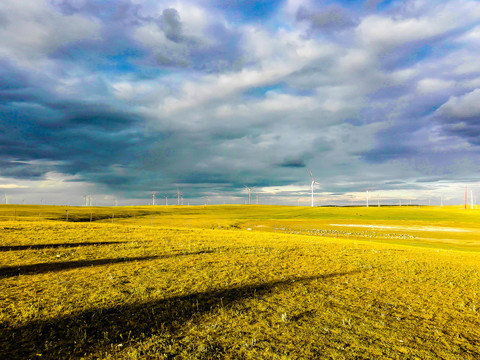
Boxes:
[0,250,213,278]
[0,241,127,252]
[0,270,364,359]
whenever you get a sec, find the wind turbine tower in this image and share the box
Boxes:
[309,170,320,207]
[4,193,7,205]
[152,193,156,206]
[366,190,369,208]
[244,185,252,205]
[84,194,93,207]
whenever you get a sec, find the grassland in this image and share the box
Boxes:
[0,205,479,359]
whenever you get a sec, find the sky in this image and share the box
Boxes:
[1,0,480,206]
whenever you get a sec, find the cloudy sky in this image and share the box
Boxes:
[1,0,480,206]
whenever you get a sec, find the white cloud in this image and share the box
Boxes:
[243,27,279,61]
[170,1,210,37]
[438,88,480,118]
[463,77,480,89]
[152,59,317,120]
[0,184,28,189]
[417,78,455,94]
[140,26,340,126]
[453,54,480,75]
[356,1,480,52]
[133,1,216,56]
[391,68,419,84]
[113,81,170,104]
[457,25,480,44]
[134,22,172,48]
[283,0,311,19]
[0,0,100,65]
[337,49,373,74]
[357,16,446,51]
[259,93,315,113]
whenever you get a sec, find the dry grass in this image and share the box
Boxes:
[0,205,479,359]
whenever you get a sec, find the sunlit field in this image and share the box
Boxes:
[1,205,479,359]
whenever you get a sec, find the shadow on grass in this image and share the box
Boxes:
[0,270,364,359]
[0,250,213,278]
[0,241,127,252]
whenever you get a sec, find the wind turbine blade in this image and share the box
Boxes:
[309,169,314,181]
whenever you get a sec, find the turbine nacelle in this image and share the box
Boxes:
[309,170,320,186]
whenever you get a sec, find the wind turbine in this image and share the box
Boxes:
[152,193,156,206]
[165,195,168,206]
[244,185,252,205]
[176,187,181,205]
[309,170,320,207]
[4,193,7,205]
[84,194,93,207]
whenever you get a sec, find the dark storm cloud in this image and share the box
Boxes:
[445,124,480,145]
[432,89,480,146]
[161,8,183,43]
[0,60,30,91]
[0,59,149,186]
[58,106,140,131]
[182,172,230,185]
[277,157,307,168]
[361,144,414,164]
[0,159,53,179]
[0,60,46,110]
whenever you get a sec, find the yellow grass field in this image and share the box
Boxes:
[0,205,479,359]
